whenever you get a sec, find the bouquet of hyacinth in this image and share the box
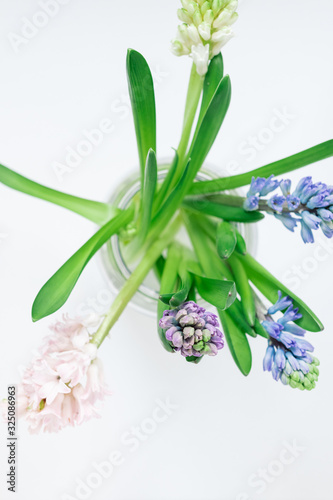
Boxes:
[1,0,332,433]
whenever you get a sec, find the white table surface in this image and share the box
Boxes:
[0,1,332,499]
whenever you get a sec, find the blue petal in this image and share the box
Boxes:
[280,179,292,197]
[243,195,259,211]
[274,213,298,232]
[320,221,333,239]
[247,177,267,197]
[293,176,312,198]
[301,211,321,230]
[268,291,292,314]
[267,194,286,213]
[260,175,280,196]
[263,345,275,372]
[300,221,314,244]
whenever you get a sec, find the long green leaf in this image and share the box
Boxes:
[153,152,178,212]
[150,160,191,234]
[138,149,157,242]
[194,53,224,140]
[219,309,252,376]
[184,75,231,188]
[239,253,324,332]
[228,254,256,326]
[127,49,156,181]
[182,198,265,223]
[190,140,333,195]
[0,163,115,225]
[32,208,134,321]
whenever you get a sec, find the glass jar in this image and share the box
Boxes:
[99,163,257,317]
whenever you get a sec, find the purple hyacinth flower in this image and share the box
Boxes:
[244,195,259,211]
[274,213,298,232]
[159,301,224,358]
[267,290,292,314]
[247,176,267,196]
[300,220,314,244]
[259,175,280,196]
[267,194,286,213]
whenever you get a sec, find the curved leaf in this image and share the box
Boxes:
[0,163,114,225]
[138,149,157,242]
[182,198,265,223]
[194,53,224,139]
[127,49,156,181]
[219,310,252,376]
[192,274,236,311]
[185,75,231,188]
[32,208,134,321]
[228,254,256,326]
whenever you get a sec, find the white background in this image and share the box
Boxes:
[0,1,333,499]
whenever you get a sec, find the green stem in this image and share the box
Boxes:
[91,215,182,348]
[173,64,204,185]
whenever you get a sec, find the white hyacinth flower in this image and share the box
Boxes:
[171,0,238,75]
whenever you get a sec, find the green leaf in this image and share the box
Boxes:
[239,254,324,332]
[182,198,265,223]
[185,75,231,188]
[219,309,252,376]
[228,254,256,326]
[32,208,134,321]
[216,221,237,260]
[235,230,247,255]
[153,255,166,282]
[170,268,193,308]
[159,293,175,306]
[159,255,193,308]
[228,300,257,338]
[192,274,236,311]
[190,139,333,195]
[138,149,157,242]
[184,212,234,281]
[194,53,224,140]
[151,160,191,233]
[0,163,115,225]
[127,49,156,181]
[153,152,179,212]
[157,244,182,353]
